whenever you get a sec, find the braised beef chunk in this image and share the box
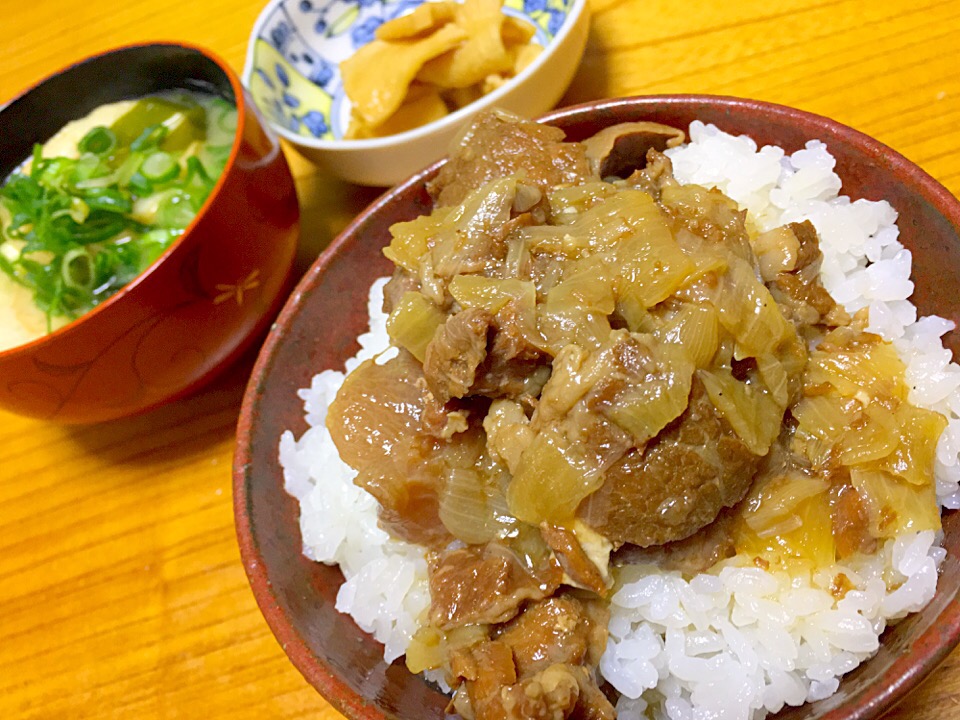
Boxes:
[497,665,582,720]
[450,593,613,720]
[429,543,562,630]
[582,122,685,179]
[578,377,762,547]
[428,111,590,208]
[624,148,679,200]
[328,351,491,548]
[763,220,850,332]
[498,594,608,682]
[450,640,518,720]
[540,523,609,596]
[424,308,494,404]
[661,183,755,261]
[471,299,550,401]
[614,506,738,576]
[382,267,421,315]
[422,300,552,405]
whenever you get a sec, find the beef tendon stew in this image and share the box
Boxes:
[317,111,947,720]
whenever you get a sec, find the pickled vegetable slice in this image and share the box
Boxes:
[341,22,467,127]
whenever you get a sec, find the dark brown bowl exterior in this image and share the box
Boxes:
[0,43,299,423]
[234,95,960,720]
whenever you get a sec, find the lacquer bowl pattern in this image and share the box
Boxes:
[234,96,960,720]
[0,43,300,423]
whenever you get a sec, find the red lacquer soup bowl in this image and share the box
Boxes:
[234,96,960,720]
[0,43,299,423]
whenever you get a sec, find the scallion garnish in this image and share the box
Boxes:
[140,152,179,183]
[0,91,237,326]
[78,126,117,156]
[61,247,94,290]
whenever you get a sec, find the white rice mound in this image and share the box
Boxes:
[278,122,960,719]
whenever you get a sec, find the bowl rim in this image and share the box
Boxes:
[0,40,246,360]
[241,0,588,151]
[233,93,960,720]
[234,159,440,720]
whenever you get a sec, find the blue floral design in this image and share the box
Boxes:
[283,92,301,108]
[524,0,547,13]
[255,68,276,90]
[309,59,335,87]
[299,0,313,10]
[270,21,293,52]
[547,8,565,35]
[275,63,290,87]
[314,18,327,33]
[351,16,383,47]
[302,111,328,137]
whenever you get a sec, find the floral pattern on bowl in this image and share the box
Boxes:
[244,0,576,141]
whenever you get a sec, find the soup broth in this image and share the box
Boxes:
[0,89,237,352]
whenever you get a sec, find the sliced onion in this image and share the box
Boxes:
[850,468,940,538]
[507,429,603,525]
[698,367,782,455]
[439,467,502,545]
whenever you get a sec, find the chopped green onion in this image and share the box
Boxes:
[0,91,236,327]
[130,124,168,152]
[155,190,195,229]
[137,228,178,271]
[78,126,117,155]
[68,197,90,224]
[184,156,213,184]
[81,188,133,214]
[140,152,179,183]
[61,248,94,290]
[74,171,121,190]
[115,153,144,187]
[30,144,43,177]
[69,213,127,245]
[127,172,153,197]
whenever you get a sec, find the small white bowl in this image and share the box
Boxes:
[242,0,589,186]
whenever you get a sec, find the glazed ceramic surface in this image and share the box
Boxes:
[234,96,960,720]
[242,0,588,185]
[0,43,300,423]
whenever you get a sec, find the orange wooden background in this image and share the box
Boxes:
[3,0,960,717]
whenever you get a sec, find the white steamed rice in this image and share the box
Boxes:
[278,121,960,719]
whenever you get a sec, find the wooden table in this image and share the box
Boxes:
[3,1,960,718]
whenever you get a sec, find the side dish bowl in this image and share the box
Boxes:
[0,42,300,424]
[234,95,960,720]
[242,0,589,186]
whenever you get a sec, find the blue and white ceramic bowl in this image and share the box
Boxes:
[243,0,590,185]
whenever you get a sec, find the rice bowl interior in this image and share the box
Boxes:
[234,96,960,720]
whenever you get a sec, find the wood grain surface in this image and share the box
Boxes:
[2,0,960,718]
